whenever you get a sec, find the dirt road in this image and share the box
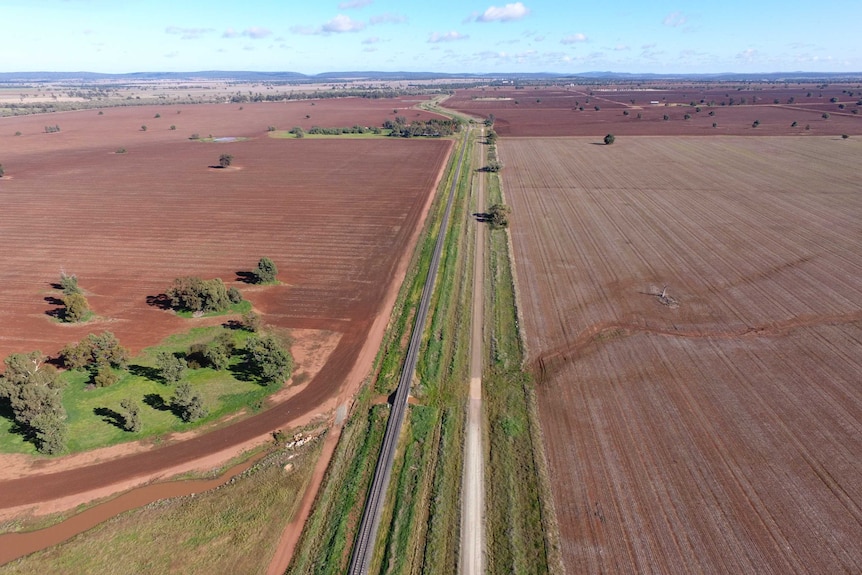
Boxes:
[460,127,486,575]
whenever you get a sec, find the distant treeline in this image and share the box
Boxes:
[384,117,461,137]
[227,87,446,103]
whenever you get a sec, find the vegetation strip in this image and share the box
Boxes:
[347,126,471,575]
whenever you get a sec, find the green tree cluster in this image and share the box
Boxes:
[245,334,293,386]
[166,276,238,313]
[189,330,235,370]
[61,331,129,372]
[171,382,207,422]
[156,351,188,384]
[0,352,67,454]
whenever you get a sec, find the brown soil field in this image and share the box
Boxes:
[500,136,862,573]
[446,85,862,137]
[0,100,452,514]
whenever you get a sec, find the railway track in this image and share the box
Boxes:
[347,127,471,575]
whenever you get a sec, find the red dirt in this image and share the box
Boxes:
[0,98,453,531]
[501,136,862,573]
[445,84,862,137]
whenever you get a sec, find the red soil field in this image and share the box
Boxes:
[500,136,862,573]
[0,100,452,513]
[446,84,862,137]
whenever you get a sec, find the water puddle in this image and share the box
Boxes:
[0,451,266,565]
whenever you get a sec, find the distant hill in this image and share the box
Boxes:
[0,70,860,83]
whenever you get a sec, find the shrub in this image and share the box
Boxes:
[603,134,615,145]
[218,153,233,168]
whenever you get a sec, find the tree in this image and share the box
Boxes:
[171,382,207,422]
[486,130,497,144]
[289,127,304,138]
[822,113,830,120]
[254,257,278,284]
[119,398,141,432]
[0,352,67,454]
[61,332,129,370]
[241,311,261,333]
[485,160,503,173]
[487,203,512,228]
[63,293,89,323]
[59,272,81,295]
[140,125,147,132]
[156,351,187,384]
[93,364,119,387]
[603,134,616,145]
[219,153,233,168]
[0,164,4,178]
[246,335,293,386]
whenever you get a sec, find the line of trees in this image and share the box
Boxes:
[383,117,461,138]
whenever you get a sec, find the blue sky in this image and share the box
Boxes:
[2,0,859,74]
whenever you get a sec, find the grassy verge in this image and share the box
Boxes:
[0,324,285,455]
[0,437,323,575]
[482,149,562,574]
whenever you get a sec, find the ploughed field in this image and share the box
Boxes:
[500,136,862,573]
[447,84,862,137]
[0,100,451,506]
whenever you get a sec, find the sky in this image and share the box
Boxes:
[1,0,860,75]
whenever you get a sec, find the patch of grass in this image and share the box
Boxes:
[0,325,284,455]
[287,404,389,575]
[0,439,323,575]
[175,299,251,318]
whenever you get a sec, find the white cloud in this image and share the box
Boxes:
[736,48,758,61]
[614,44,630,51]
[362,36,380,44]
[428,31,469,43]
[339,0,372,8]
[224,27,271,39]
[561,33,587,44]
[166,26,215,40]
[243,27,272,39]
[663,11,687,27]
[370,13,407,25]
[476,2,530,23]
[322,14,366,33]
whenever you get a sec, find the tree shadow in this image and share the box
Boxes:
[128,364,162,382]
[146,293,173,310]
[228,358,258,384]
[223,319,244,330]
[143,393,171,412]
[93,406,126,430]
[0,397,33,443]
[235,270,258,284]
[49,282,64,291]
[44,296,65,319]
[472,211,492,223]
